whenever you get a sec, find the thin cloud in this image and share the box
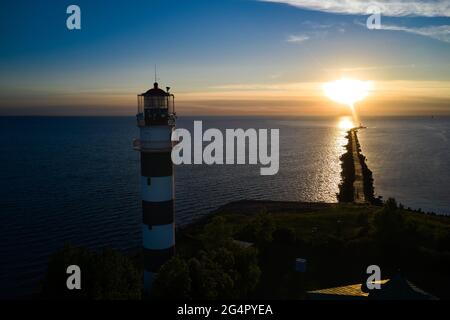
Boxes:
[379,24,450,43]
[300,21,333,29]
[260,0,450,17]
[287,29,332,43]
[286,34,310,43]
[354,20,450,43]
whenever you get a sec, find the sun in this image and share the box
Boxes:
[322,78,373,107]
[323,78,373,125]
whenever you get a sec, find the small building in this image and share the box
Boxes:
[368,274,437,300]
[307,275,437,300]
[232,239,254,249]
[295,258,307,273]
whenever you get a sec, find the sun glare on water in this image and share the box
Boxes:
[338,117,355,130]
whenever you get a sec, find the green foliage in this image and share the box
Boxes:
[436,231,450,252]
[152,256,191,299]
[93,248,142,299]
[188,253,234,299]
[153,217,261,299]
[234,210,275,244]
[373,198,404,241]
[356,212,369,227]
[252,211,276,245]
[272,227,296,245]
[41,244,141,300]
[200,216,233,250]
[227,245,261,297]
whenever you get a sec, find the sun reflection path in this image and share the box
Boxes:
[338,116,355,130]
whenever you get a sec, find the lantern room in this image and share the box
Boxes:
[137,82,175,126]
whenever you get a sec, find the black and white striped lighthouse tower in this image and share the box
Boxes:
[135,82,176,293]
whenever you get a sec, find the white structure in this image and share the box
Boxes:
[134,82,176,293]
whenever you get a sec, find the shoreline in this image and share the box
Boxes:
[177,200,338,234]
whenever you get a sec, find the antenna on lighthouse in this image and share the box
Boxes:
[154,65,158,83]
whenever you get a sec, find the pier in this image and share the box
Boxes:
[350,130,366,204]
[338,128,380,205]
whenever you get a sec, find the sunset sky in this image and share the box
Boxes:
[0,0,449,116]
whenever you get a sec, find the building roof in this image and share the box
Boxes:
[232,239,254,248]
[368,274,437,300]
[307,275,437,300]
[307,280,388,300]
[141,82,169,96]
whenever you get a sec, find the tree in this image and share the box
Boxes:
[200,216,233,250]
[253,212,276,246]
[152,214,261,299]
[91,248,141,300]
[188,254,234,299]
[229,245,261,297]
[152,256,191,299]
[272,227,296,245]
[41,244,141,300]
[374,198,404,241]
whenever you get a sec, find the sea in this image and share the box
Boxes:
[0,116,449,298]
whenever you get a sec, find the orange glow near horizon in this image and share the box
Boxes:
[4,79,450,116]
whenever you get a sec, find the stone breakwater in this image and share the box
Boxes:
[337,129,382,205]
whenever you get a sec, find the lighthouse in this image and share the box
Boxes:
[135,82,176,293]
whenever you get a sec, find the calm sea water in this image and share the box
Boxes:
[0,116,449,298]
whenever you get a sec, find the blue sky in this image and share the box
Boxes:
[0,0,449,115]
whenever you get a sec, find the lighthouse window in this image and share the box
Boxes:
[147,177,151,186]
